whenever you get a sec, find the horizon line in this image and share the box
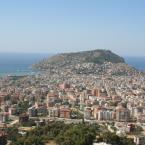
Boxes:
[0,51,144,57]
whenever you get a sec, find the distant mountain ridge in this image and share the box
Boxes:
[34,49,125,69]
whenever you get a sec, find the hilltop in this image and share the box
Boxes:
[34,49,125,69]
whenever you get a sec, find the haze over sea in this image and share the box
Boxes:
[0,53,144,76]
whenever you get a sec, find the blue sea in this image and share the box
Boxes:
[0,53,51,76]
[124,56,145,71]
[0,53,144,76]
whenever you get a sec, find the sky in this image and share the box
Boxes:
[0,0,145,56]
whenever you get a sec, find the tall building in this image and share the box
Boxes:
[116,104,130,122]
[48,107,59,117]
[59,108,71,118]
[92,88,100,97]
[93,106,114,121]
[46,92,58,108]
[59,83,70,90]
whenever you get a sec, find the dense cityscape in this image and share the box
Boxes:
[0,50,145,145]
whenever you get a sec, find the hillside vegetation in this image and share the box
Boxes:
[34,49,125,69]
[10,122,135,145]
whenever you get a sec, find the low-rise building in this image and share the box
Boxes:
[19,113,29,124]
[134,135,145,145]
[0,131,7,145]
[28,106,37,117]
[84,107,92,119]
[0,112,9,123]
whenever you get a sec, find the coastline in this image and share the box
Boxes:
[0,55,144,77]
[0,67,39,77]
[0,53,50,77]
